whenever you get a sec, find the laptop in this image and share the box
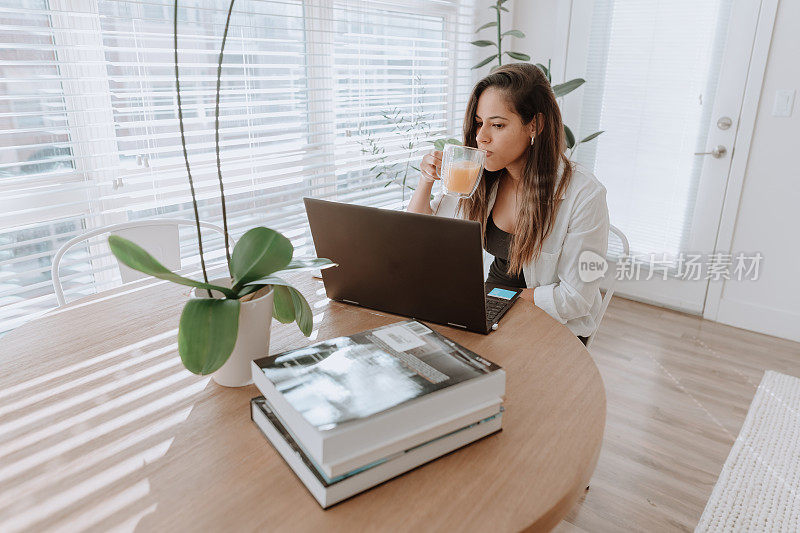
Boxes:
[303,197,522,334]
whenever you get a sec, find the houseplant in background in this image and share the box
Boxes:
[355,76,434,204]
[107,0,334,387]
[432,0,603,156]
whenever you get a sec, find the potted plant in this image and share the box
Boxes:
[107,0,334,387]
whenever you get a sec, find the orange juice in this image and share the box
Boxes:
[444,161,481,194]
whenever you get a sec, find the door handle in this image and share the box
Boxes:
[694,145,727,158]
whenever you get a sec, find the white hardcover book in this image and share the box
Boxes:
[251,397,503,509]
[324,397,501,478]
[251,320,506,469]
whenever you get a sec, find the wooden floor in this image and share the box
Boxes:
[553,296,800,532]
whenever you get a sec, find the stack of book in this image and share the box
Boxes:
[250,319,505,508]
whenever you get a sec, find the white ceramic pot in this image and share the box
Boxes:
[191,278,273,387]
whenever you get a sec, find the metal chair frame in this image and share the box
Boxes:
[51,219,227,306]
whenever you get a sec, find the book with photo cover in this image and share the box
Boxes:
[251,320,505,471]
[250,396,503,509]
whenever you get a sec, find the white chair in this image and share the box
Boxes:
[52,219,227,306]
[584,224,629,348]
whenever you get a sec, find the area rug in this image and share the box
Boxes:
[697,371,800,532]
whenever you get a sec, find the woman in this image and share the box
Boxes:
[407,63,609,343]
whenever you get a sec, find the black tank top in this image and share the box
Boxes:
[484,213,527,288]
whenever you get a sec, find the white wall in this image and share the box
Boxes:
[713,0,800,342]
[510,0,571,80]
[512,0,800,342]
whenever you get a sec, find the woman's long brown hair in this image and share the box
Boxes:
[459,63,573,276]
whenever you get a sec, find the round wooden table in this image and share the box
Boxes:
[0,273,605,532]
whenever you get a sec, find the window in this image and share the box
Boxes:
[0,0,479,334]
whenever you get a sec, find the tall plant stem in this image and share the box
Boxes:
[174,0,211,295]
[215,0,236,270]
[496,2,502,66]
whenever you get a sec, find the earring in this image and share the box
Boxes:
[530,135,535,146]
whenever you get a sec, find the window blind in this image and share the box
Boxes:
[0,0,479,334]
[573,0,733,260]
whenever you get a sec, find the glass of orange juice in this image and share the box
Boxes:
[439,144,486,199]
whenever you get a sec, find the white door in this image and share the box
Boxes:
[561,0,775,313]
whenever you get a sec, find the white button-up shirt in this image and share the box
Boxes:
[431,164,610,337]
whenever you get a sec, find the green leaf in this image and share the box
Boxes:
[178,298,240,375]
[271,285,296,324]
[564,124,576,149]
[505,51,531,61]
[244,275,314,336]
[230,227,293,291]
[235,284,261,299]
[431,137,462,151]
[500,6,509,11]
[502,30,525,39]
[535,62,550,78]
[472,54,498,70]
[475,21,497,32]
[276,258,337,273]
[553,78,585,98]
[580,130,604,143]
[288,287,313,337]
[108,235,237,298]
[471,40,496,47]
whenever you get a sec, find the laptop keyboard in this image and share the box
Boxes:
[485,297,506,322]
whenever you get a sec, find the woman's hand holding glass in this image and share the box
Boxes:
[420,150,443,183]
